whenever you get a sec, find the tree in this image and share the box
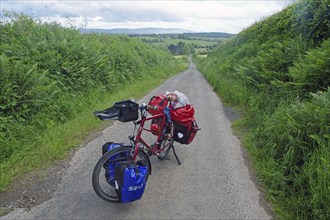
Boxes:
[168,44,177,54]
[177,41,185,54]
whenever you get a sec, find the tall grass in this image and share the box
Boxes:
[0,12,188,190]
[196,0,330,218]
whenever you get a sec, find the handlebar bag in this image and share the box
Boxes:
[114,100,139,122]
[94,100,138,122]
[102,142,129,187]
[115,161,148,203]
[173,118,199,145]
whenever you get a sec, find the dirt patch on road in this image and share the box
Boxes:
[223,105,241,122]
[0,156,71,216]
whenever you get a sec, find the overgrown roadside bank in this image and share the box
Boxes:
[195,0,330,219]
[0,13,188,213]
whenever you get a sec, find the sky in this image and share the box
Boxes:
[1,0,293,34]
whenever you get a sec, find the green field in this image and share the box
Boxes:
[131,33,234,55]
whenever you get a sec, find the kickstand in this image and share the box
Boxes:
[171,145,181,165]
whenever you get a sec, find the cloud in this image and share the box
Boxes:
[98,4,183,23]
[1,0,291,33]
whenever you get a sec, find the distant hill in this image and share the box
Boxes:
[80,27,192,34]
[182,32,235,38]
[80,28,235,38]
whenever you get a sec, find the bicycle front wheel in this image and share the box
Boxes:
[92,146,151,202]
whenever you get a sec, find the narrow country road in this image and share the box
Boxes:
[2,60,273,219]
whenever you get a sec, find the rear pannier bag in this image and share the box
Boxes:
[147,94,168,115]
[150,118,163,136]
[102,142,129,186]
[170,104,195,122]
[173,119,199,145]
[115,162,148,203]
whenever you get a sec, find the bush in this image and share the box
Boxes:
[289,39,330,96]
[256,89,330,218]
[196,0,330,218]
[0,13,181,164]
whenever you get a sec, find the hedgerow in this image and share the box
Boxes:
[0,12,186,189]
[197,0,330,218]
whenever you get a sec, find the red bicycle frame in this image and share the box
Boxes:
[131,110,172,161]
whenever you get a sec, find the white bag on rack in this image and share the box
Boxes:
[166,90,190,109]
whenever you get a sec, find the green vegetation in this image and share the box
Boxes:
[0,13,188,191]
[131,32,234,56]
[196,0,329,219]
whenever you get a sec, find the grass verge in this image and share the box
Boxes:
[0,58,188,192]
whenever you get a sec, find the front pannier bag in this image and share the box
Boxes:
[102,142,129,186]
[115,162,148,203]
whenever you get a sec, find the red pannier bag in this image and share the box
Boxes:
[148,94,168,136]
[173,118,199,145]
[147,94,168,115]
[171,104,199,145]
[170,104,195,122]
[148,94,199,143]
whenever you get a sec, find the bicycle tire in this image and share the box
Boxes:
[92,146,151,202]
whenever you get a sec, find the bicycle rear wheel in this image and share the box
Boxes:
[92,146,151,202]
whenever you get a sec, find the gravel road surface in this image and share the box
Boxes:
[2,60,273,219]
